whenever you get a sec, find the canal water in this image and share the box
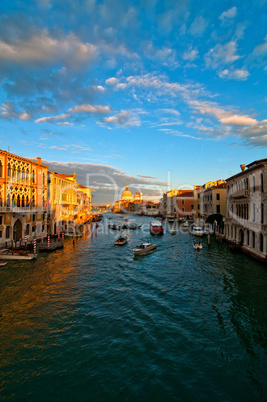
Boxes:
[0,214,266,401]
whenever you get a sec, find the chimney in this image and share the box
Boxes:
[36,157,41,164]
[240,164,246,172]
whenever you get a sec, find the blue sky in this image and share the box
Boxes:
[0,0,266,204]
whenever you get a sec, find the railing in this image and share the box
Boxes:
[229,189,249,199]
[0,206,48,213]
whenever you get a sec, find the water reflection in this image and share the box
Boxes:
[0,215,266,400]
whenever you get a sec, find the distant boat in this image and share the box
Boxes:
[0,260,7,266]
[150,221,164,235]
[169,227,176,235]
[167,216,175,223]
[133,242,157,255]
[114,236,128,246]
[191,226,204,237]
[193,241,203,250]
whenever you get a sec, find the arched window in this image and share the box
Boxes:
[260,234,264,252]
[0,193,2,207]
[32,170,35,184]
[253,175,256,192]
[252,232,255,248]
[12,165,16,178]
[253,203,256,222]
[32,195,35,207]
[261,173,264,193]
[7,163,11,177]
[261,203,264,224]
[26,195,29,207]
[17,195,20,207]
[247,230,250,246]
[7,194,10,208]
[12,194,15,208]
[22,195,25,208]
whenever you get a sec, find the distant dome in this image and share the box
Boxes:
[122,186,133,201]
[134,191,140,199]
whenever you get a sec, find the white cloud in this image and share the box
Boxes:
[35,113,70,123]
[218,67,249,80]
[105,77,119,86]
[219,7,237,24]
[49,145,68,151]
[189,16,207,36]
[182,48,199,61]
[205,41,241,69]
[0,102,32,120]
[0,32,98,69]
[98,110,141,127]
[68,104,110,114]
[57,122,73,126]
[250,34,267,58]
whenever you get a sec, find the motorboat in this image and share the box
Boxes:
[133,242,157,255]
[150,221,164,235]
[0,249,37,260]
[169,227,176,235]
[167,216,175,223]
[193,241,203,250]
[191,226,204,237]
[109,224,121,230]
[129,223,137,230]
[114,236,128,246]
[0,260,7,266]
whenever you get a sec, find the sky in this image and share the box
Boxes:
[0,0,266,204]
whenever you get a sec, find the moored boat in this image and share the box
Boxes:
[150,221,164,235]
[133,242,157,255]
[0,260,7,266]
[169,227,176,235]
[0,249,37,260]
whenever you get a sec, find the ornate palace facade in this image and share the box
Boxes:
[0,149,92,247]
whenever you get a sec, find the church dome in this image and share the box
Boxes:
[134,191,140,199]
[121,186,133,201]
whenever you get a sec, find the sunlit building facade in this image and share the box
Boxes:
[0,150,48,247]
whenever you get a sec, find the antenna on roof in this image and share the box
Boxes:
[8,146,10,152]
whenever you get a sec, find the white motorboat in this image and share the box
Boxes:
[191,226,204,237]
[0,260,7,266]
[169,228,176,235]
[133,242,157,255]
[0,249,37,260]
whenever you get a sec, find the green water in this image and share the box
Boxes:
[0,215,266,401]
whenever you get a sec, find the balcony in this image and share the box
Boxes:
[0,206,48,213]
[229,189,249,200]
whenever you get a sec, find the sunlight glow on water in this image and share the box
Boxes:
[0,215,267,401]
